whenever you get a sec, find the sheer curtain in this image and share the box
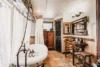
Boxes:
[11,8,32,62]
[35,19,44,44]
[0,1,13,67]
[11,8,25,60]
[0,0,32,66]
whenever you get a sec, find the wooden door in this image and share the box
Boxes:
[48,32,54,49]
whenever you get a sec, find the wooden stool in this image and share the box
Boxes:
[77,52,92,67]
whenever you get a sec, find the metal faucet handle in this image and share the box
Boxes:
[28,49,35,57]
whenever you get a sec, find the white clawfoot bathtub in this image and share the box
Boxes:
[12,44,48,67]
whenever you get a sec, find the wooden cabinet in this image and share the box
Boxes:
[44,32,48,46]
[48,32,54,49]
[44,31,54,49]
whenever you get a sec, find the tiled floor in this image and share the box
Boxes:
[44,51,77,67]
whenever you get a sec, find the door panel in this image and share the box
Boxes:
[44,32,48,46]
[48,32,54,49]
[44,31,54,49]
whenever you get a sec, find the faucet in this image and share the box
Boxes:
[16,41,35,67]
[22,41,28,53]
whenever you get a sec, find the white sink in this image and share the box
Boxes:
[12,44,48,66]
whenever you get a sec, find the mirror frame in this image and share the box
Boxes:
[71,16,88,36]
[63,22,71,35]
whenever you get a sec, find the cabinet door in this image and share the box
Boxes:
[44,32,48,46]
[48,32,54,49]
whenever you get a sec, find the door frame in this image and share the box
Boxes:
[54,19,63,52]
[96,0,100,59]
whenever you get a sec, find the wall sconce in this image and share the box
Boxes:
[72,12,84,18]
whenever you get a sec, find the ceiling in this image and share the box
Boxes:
[31,0,70,19]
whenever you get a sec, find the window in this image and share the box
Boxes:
[43,22,53,31]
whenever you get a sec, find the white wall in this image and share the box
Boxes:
[62,0,96,56]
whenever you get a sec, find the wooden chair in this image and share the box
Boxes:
[72,44,92,67]
[65,40,75,56]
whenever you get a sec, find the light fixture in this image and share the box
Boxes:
[72,12,84,18]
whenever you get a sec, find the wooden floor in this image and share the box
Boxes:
[44,51,77,67]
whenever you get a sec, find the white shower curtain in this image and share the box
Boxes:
[0,1,13,67]
[0,0,32,66]
[35,19,44,44]
[11,8,32,62]
[11,8,25,60]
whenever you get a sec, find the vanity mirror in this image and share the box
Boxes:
[71,16,88,36]
[63,22,71,35]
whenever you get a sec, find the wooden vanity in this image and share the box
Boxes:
[63,16,95,66]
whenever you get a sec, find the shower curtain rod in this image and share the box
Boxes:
[5,0,35,21]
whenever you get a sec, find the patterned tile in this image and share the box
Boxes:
[44,51,76,67]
